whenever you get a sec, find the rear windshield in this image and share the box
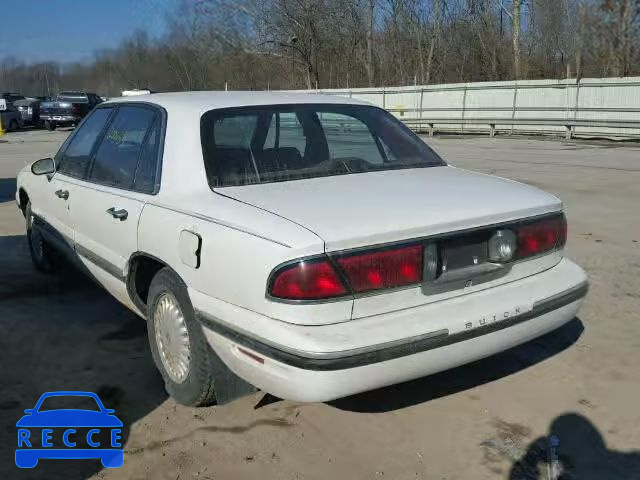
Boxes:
[200,104,445,187]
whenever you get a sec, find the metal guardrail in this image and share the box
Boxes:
[401,117,640,139]
[282,113,640,140]
[300,77,640,140]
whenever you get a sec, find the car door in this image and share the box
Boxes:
[35,108,114,253]
[70,104,163,309]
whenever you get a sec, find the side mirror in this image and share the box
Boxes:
[31,157,55,176]
[23,409,34,415]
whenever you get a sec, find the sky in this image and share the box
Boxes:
[0,0,180,64]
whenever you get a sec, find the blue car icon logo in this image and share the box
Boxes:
[16,391,124,468]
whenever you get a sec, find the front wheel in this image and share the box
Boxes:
[44,120,56,131]
[25,201,56,273]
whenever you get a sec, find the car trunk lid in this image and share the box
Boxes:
[217,166,562,252]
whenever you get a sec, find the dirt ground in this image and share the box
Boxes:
[1,130,639,480]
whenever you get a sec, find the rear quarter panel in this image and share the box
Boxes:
[137,201,354,325]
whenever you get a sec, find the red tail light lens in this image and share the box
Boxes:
[71,105,81,114]
[337,245,423,293]
[269,214,566,301]
[516,215,566,259]
[270,260,347,300]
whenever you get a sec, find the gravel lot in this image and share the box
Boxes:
[1,129,639,480]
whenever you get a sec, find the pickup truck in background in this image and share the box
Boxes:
[40,91,102,130]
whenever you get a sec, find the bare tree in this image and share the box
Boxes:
[600,0,640,76]
[425,0,443,84]
[2,0,640,96]
[495,0,523,79]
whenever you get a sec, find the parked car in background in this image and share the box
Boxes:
[0,102,23,131]
[14,99,41,127]
[15,92,588,407]
[40,91,102,130]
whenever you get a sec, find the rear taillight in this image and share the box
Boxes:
[270,260,347,300]
[269,245,423,300]
[516,214,566,259]
[71,105,81,114]
[269,213,566,301]
[336,245,423,293]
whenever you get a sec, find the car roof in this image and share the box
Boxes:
[104,90,372,114]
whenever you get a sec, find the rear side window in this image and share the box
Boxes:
[57,108,113,178]
[132,118,161,192]
[87,106,158,190]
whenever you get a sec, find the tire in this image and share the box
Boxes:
[9,119,18,132]
[44,120,56,131]
[25,201,56,273]
[147,268,232,406]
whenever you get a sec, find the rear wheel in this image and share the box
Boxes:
[147,268,218,406]
[25,201,56,273]
[8,119,18,131]
[146,268,257,406]
[44,120,56,131]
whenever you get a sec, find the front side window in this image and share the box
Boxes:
[57,108,113,178]
[201,104,445,187]
[87,105,158,190]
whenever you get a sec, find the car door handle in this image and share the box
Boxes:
[107,207,128,221]
[54,189,69,200]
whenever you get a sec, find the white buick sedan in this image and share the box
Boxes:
[16,92,588,406]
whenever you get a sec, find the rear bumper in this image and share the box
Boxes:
[40,114,81,123]
[195,258,588,402]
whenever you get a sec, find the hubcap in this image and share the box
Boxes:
[153,293,191,383]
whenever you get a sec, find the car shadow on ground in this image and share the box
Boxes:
[507,413,640,479]
[0,235,167,480]
[0,177,17,203]
[330,317,584,413]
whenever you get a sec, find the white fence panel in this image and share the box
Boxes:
[293,76,640,139]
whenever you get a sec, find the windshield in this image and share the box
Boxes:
[201,104,445,187]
